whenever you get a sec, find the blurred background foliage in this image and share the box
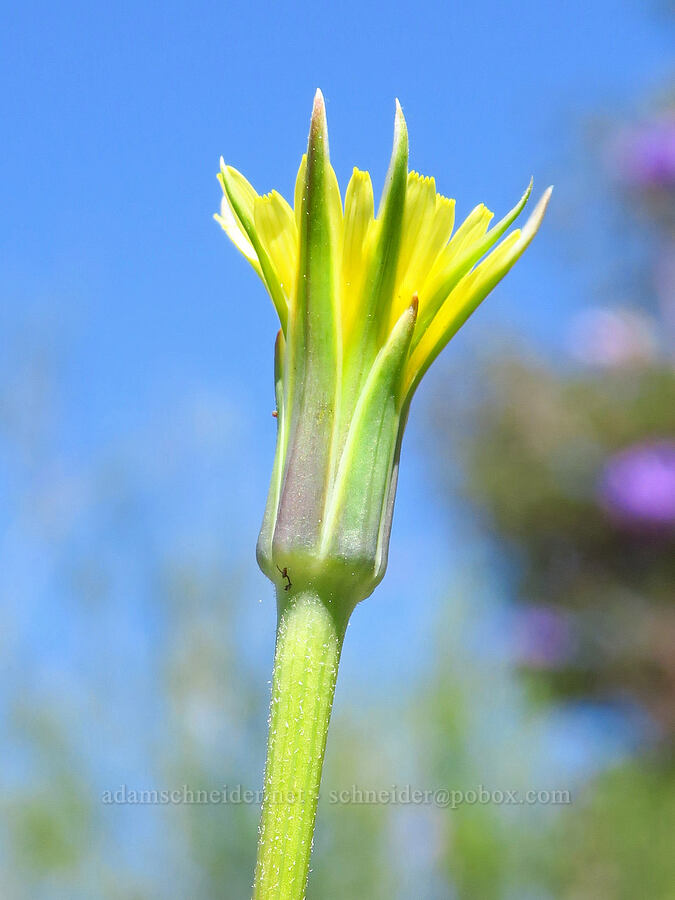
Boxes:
[2,16,674,900]
[432,92,675,749]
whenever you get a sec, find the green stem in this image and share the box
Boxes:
[253,588,348,900]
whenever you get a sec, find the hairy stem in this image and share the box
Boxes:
[253,589,348,900]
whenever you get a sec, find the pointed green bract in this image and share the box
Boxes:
[257,329,287,581]
[346,101,409,384]
[271,90,343,577]
[368,100,409,335]
[320,299,417,595]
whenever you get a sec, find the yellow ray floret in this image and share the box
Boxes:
[254,191,297,301]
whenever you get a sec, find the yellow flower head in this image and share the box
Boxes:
[216,90,551,604]
[217,90,551,398]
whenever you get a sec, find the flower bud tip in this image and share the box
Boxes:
[310,88,329,148]
[312,88,326,120]
[394,98,406,134]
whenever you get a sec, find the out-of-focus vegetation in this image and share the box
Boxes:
[434,100,675,746]
[426,95,675,898]
[436,358,675,736]
[1,80,673,900]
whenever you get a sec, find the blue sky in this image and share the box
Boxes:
[1,0,671,687]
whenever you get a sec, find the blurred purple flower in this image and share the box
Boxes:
[614,119,675,187]
[599,440,675,527]
[515,606,573,668]
[613,118,675,189]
